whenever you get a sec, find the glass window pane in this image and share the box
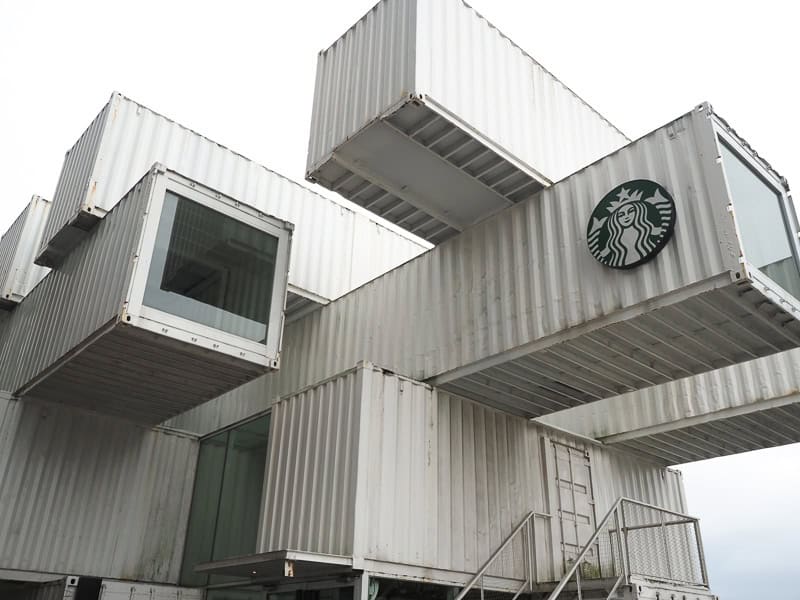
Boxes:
[720,141,800,297]
[180,431,228,586]
[213,415,271,560]
[145,192,279,342]
[180,415,272,587]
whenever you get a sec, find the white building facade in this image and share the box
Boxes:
[2,2,799,600]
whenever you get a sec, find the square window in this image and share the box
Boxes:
[143,192,279,342]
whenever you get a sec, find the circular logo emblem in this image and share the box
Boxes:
[587,180,676,269]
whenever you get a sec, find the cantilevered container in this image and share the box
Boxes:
[0,195,51,308]
[201,103,800,422]
[538,347,800,464]
[0,165,293,424]
[34,92,428,318]
[193,362,691,591]
[306,0,629,243]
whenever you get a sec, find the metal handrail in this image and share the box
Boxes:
[545,498,625,600]
[454,511,552,600]
[545,497,709,600]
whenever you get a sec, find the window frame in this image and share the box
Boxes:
[714,123,800,291]
[124,168,292,367]
[180,410,274,587]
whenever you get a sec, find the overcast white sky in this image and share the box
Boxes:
[1,1,799,597]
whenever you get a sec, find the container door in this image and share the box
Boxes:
[550,441,598,575]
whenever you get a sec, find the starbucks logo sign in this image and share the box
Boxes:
[587,180,676,269]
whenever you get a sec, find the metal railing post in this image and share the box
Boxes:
[532,516,539,584]
[454,511,552,600]
[614,507,627,584]
[660,513,673,580]
[525,520,534,589]
[694,519,710,587]
[575,565,582,600]
[620,501,632,579]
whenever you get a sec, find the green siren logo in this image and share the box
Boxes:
[587,180,676,269]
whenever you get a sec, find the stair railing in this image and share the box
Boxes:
[454,511,552,600]
[545,497,710,600]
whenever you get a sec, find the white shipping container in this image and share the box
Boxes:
[538,347,800,464]
[195,363,689,589]
[0,166,293,424]
[306,0,629,243]
[0,395,198,583]
[36,92,429,312]
[0,195,51,307]
[170,104,800,435]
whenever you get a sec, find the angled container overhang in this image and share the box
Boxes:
[306,0,629,244]
[0,165,293,424]
[537,346,800,465]
[34,92,429,319]
[0,195,51,308]
[180,103,800,424]
[432,104,800,415]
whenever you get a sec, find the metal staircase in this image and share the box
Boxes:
[454,498,717,600]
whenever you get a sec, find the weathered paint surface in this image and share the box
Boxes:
[40,92,428,301]
[170,105,752,435]
[307,0,629,183]
[259,363,687,583]
[0,196,51,304]
[0,395,198,582]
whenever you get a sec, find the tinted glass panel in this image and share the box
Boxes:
[213,417,271,560]
[145,192,278,342]
[180,415,271,586]
[720,142,800,297]
[180,431,228,586]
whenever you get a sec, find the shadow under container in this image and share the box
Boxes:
[0,164,293,424]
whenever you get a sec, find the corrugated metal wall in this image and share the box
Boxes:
[42,93,427,303]
[538,347,800,440]
[100,579,204,600]
[40,98,110,256]
[306,0,417,176]
[0,201,29,299]
[256,364,687,582]
[360,376,537,577]
[1,196,51,303]
[415,0,629,182]
[307,0,629,183]
[0,174,150,393]
[259,369,363,556]
[295,104,737,386]
[0,395,198,583]
[168,106,737,436]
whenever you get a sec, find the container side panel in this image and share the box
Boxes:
[259,370,361,556]
[362,380,534,577]
[166,109,734,435]
[0,398,198,583]
[1,197,52,302]
[293,108,731,385]
[99,580,204,600]
[416,0,629,182]
[0,176,150,393]
[306,0,417,174]
[539,347,800,440]
[52,94,427,302]
[590,448,686,516]
[0,202,30,298]
[40,98,110,255]
[8,197,52,299]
